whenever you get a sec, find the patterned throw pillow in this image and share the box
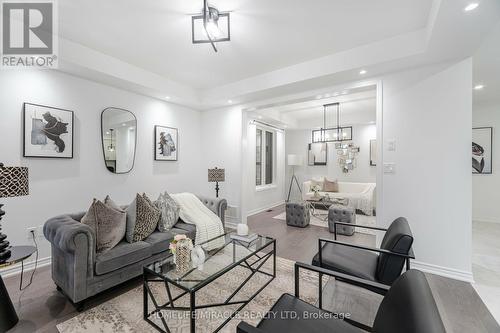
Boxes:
[127,193,161,242]
[155,191,180,232]
[81,198,126,253]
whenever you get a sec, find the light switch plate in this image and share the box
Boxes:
[383,163,396,174]
[387,140,396,151]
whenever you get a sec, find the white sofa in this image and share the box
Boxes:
[302,180,376,216]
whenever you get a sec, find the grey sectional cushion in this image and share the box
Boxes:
[312,242,378,281]
[125,197,137,242]
[155,192,180,232]
[81,198,126,254]
[173,221,196,239]
[95,241,151,275]
[144,228,192,254]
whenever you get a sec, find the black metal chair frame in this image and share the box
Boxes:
[238,261,391,333]
[316,221,415,295]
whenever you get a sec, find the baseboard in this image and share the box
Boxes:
[0,256,52,278]
[412,260,474,283]
[473,217,500,224]
[246,200,285,217]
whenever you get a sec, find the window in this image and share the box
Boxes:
[256,127,274,187]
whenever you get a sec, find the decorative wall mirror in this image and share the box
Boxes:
[308,143,327,166]
[101,108,137,174]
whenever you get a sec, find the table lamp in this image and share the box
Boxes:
[286,154,303,202]
[0,163,29,263]
[208,167,225,198]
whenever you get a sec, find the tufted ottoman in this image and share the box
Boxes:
[286,202,310,228]
[328,205,356,235]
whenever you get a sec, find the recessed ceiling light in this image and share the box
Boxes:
[474,84,485,90]
[464,3,479,11]
[122,123,126,126]
[165,96,170,100]
[359,69,367,75]
[258,115,263,119]
[227,100,233,104]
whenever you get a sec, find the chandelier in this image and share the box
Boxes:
[312,103,353,143]
[191,0,230,52]
[336,142,360,173]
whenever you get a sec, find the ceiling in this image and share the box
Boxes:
[55,0,500,109]
[253,87,376,129]
[58,0,432,89]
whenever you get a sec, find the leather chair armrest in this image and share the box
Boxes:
[236,322,266,333]
[196,195,228,224]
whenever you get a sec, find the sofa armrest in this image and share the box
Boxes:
[44,214,95,303]
[196,195,227,225]
[44,214,95,254]
[302,181,312,200]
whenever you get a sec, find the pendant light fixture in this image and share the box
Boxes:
[191,0,230,52]
[107,129,115,152]
[311,103,353,143]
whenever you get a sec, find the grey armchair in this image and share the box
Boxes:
[312,217,414,295]
[44,195,227,310]
[237,264,446,333]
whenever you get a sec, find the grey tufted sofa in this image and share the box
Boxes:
[43,195,226,310]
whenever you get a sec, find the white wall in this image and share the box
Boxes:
[381,59,473,279]
[0,70,204,265]
[199,106,243,224]
[473,102,500,223]
[285,123,376,199]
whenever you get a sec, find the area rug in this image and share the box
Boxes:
[273,211,377,235]
[56,257,323,333]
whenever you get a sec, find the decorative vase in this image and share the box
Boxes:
[175,238,193,273]
[191,245,206,269]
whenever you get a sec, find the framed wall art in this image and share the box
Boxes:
[155,125,178,161]
[23,103,74,158]
[472,127,492,174]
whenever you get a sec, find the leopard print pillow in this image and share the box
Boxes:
[126,193,160,242]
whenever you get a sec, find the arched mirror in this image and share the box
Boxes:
[101,108,137,174]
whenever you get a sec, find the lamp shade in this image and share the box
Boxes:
[0,164,29,198]
[287,154,303,166]
[208,167,225,182]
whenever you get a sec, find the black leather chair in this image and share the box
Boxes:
[312,217,414,295]
[237,264,446,333]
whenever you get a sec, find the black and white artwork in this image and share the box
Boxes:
[23,103,74,158]
[155,126,178,161]
[472,127,492,174]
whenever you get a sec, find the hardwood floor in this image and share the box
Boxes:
[248,204,500,333]
[3,204,499,332]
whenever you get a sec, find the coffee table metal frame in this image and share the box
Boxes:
[307,197,349,221]
[143,234,276,333]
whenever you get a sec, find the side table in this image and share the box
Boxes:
[0,246,36,333]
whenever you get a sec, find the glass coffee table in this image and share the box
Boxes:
[307,196,349,221]
[143,233,276,333]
